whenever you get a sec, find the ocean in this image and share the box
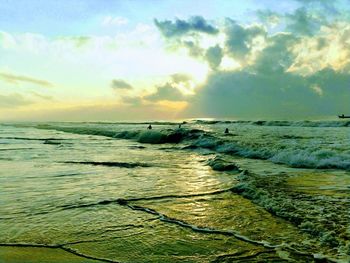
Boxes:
[0,120,349,262]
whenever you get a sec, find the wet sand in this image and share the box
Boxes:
[0,246,102,263]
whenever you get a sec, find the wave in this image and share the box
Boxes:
[33,124,204,144]
[115,128,204,144]
[251,120,350,127]
[207,156,242,171]
[189,137,350,170]
[27,123,350,171]
[232,171,350,257]
[0,148,35,151]
[192,119,350,127]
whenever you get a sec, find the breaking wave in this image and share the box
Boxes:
[190,137,350,170]
[34,124,204,144]
[25,123,350,171]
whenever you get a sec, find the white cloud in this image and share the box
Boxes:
[102,16,128,26]
[288,22,350,75]
[310,84,323,96]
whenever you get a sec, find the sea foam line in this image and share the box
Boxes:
[58,187,236,210]
[122,202,338,262]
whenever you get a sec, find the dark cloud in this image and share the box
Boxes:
[205,45,223,70]
[286,7,324,36]
[153,7,350,119]
[111,79,133,90]
[120,74,193,106]
[252,33,299,74]
[144,83,186,102]
[0,93,32,108]
[154,17,224,70]
[154,16,219,38]
[0,72,54,87]
[224,19,266,61]
[171,73,192,83]
[256,10,281,26]
[185,68,350,119]
[182,40,204,57]
[179,41,224,70]
[257,1,338,37]
[294,0,339,15]
[181,15,350,119]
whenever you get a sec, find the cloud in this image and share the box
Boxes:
[154,16,218,38]
[310,84,323,96]
[122,74,193,106]
[294,0,339,15]
[0,93,33,108]
[287,22,350,74]
[180,16,350,119]
[185,68,350,119]
[29,91,54,101]
[252,33,299,74]
[182,40,205,57]
[57,36,91,48]
[205,45,223,70]
[151,11,350,119]
[144,83,186,102]
[111,79,133,90]
[102,16,128,26]
[257,10,281,27]
[0,72,54,87]
[286,7,324,36]
[2,4,350,121]
[121,95,143,106]
[153,17,224,70]
[224,18,266,61]
[171,73,192,83]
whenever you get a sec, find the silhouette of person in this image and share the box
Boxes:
[225,128,229,134]
[178,124,182,128]
[147,124,152,130]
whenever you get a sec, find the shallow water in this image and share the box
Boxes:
[0,121,349,262]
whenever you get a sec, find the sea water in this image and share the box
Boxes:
[0,121,349,262]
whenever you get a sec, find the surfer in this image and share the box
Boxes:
[147,124,152,130]
[225,128,229,134]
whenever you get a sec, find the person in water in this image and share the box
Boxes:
[178,124,182,128]
[225,128,229,134]
[147,124,152,130]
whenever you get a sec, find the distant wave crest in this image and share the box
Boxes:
[193,119,350,127]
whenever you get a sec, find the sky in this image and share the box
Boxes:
[0,0,350,121]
